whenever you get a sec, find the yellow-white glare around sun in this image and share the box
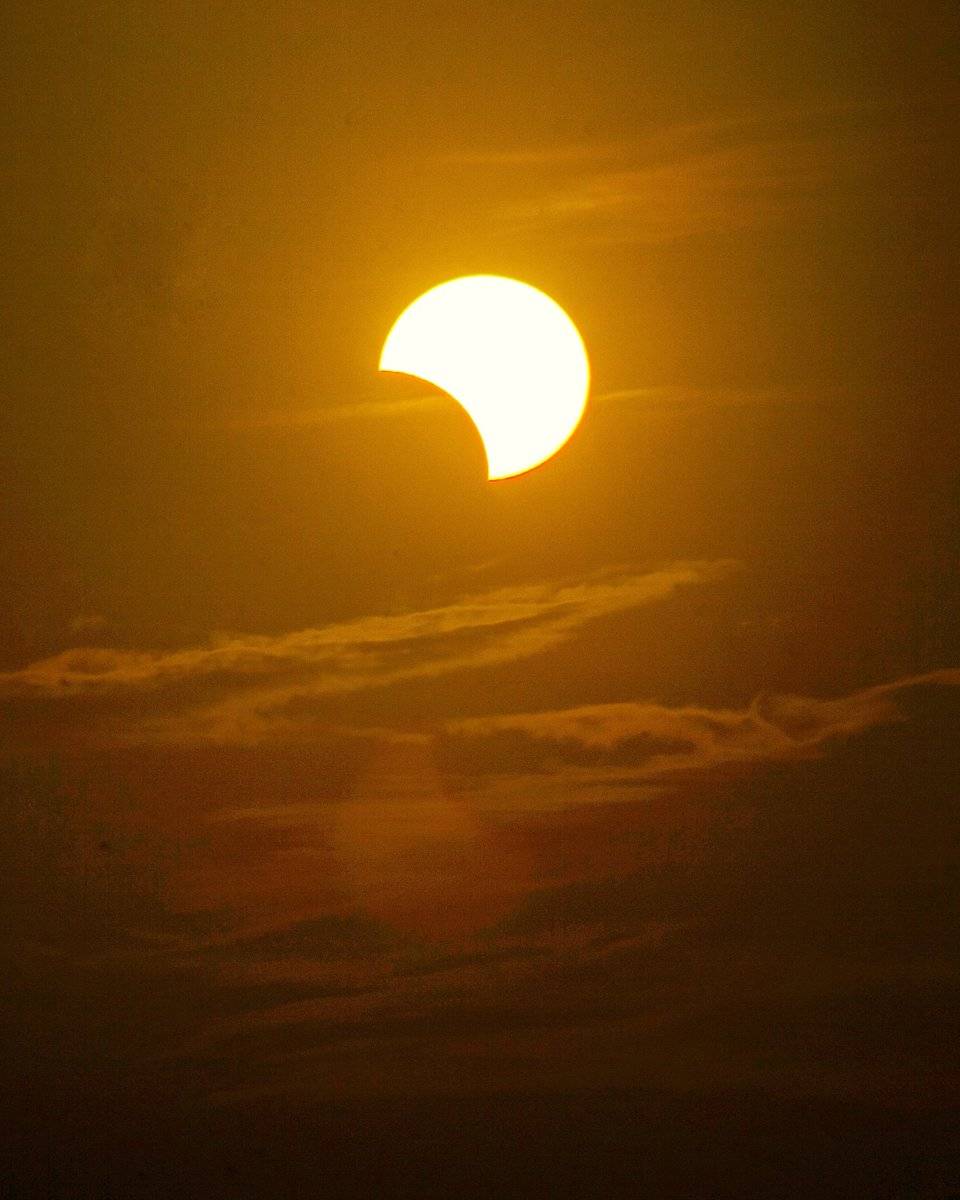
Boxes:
[379,275,590,479]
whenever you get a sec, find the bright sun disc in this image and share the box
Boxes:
[379,275,590,480]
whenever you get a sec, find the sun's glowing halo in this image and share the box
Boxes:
[379,275,590,480]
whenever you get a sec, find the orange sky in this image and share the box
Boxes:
[3,3,959,1196]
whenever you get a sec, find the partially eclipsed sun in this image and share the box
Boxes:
[379,275,590,480]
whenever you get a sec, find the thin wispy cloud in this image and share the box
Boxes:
[442,668,960,805]
[444,99,892,169]
[209,383,792,435]
[6,667,958,1118]
[161,668,960,1109]
[0,562,734,745]
[441,142,625,166]
[497,138,839,243]
[593,384,810,411]
[464,101,914,244]
[208,392,446,432]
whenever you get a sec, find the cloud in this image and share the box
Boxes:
[441,668,960,803]
[472,102,915,244]
[498,141,829,243]
[0,563,732,745]
[593,384,811,411]
[207,381,794,438]
[441,142,625,166]
[208,392,446,432]
[176,668,960,1108]
[120,668,960,958]
[5,667,959,1131]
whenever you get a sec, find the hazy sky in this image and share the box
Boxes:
[3,3,958,1196]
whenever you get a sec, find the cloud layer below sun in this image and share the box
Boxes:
[3,552,957,1117]
[0,561,732,745]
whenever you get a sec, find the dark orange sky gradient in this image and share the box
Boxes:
[2,3,959,1197]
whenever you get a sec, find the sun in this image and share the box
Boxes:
[379,275,590,479]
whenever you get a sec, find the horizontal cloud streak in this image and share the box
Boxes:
[208,393,446,432]
[0,562,734,745]
[442,668,960,801]
[211,384,789,433]
[172,669,960,1109]
[476,102,920,244]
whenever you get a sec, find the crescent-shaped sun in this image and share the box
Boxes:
[379,275,590,480]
